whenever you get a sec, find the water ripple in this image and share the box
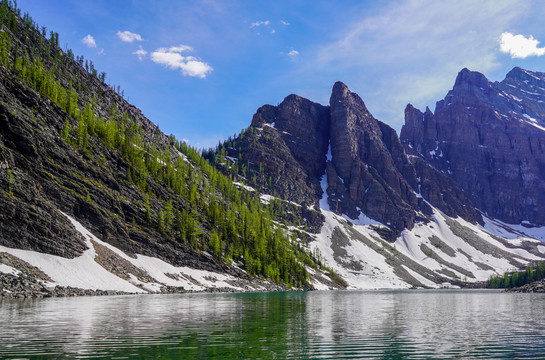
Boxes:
[1,290,545,359]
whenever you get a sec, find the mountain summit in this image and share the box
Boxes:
[214,81,481,235]
[401,67,545,226]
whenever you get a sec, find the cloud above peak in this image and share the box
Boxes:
[81,34,96,48]
[117,30,143,43]
[499,32,545,58]
[150,45,212,78]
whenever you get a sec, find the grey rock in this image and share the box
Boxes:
[401,67,545,225]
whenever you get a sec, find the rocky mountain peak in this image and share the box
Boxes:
[401,104,437,156]
[504,66,545,85]
[447,68,495,103]
[401,67,545,226]
[221,81,482,236]
[330,81,372,121]
[453,68,490,88]
[325,82,480,232]
[331,81,350,98]
[327,81,417,228]
[434,68,503,115]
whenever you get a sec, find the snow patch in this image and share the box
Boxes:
[224,156,237,163]
[311,209,407,289]
[523,113,538,123]
[520,89,540,96]
[260,193,301,207]
[233,181,255,192]
[0,213,255,293]
[341,209,383,226]
[482,215,545,242]
[0,264,20,276]
[319,143,332,211]
[310,204,543,290]
[522,69,541,80]
[402,265,437,288]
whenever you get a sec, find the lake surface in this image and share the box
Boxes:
[1,290,544,359]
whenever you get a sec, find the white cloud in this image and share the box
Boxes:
[81,34,96,48]
[117,30,143,43]
[251,19,276,35]
[288,50,299,57]
[133,46,147,61]
[150,45,212,78]
[168,45,193,52]
[499,32,545,58]
[250,20,270,28]
[280,20,290,26]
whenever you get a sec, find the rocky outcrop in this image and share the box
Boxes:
[327,82,418,230]
[401,67,545,225]
[507,279,545,293]
[326,82,481,231]
[245,94,330,205]
[225,82,481,234]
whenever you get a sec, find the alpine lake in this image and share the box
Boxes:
[1,289,544,359]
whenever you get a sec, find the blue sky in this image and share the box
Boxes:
[19,0,545,149]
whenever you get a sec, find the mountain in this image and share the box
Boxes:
[2,2,545,295]
[0,2,342,297]
[209,82,480,235]
[211,75,545,289]
[401,67,545,227]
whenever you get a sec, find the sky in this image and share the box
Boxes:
[18,0,545,149]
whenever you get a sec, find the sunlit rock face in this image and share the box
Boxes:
[401,67,545,226]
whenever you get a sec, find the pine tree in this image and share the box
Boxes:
[145,193,151,223]
[164,200,173,231]
[209,230,222,258]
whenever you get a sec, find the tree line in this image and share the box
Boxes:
[489,262,545,289]
[0,0,325,287]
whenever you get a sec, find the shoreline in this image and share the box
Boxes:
[0,271,298,299]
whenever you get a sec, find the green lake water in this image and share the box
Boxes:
[1,289,544,359]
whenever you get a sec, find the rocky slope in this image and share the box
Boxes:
[402,67,545,226]
[0,3,340,296]
[213,76,545,289]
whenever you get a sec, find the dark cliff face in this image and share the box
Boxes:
[401,67,545,225]
[327,82,418,230]
[248,94,330,205]
[227,81,481,234]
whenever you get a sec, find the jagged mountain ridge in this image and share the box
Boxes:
[213,72,545,289]
[214,81,481,235]
[402,67,545,226]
